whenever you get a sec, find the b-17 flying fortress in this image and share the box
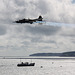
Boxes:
[14,16,43,24]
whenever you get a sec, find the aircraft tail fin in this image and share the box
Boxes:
[38,16,43,21]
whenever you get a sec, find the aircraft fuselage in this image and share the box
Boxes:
[15,16,43,24]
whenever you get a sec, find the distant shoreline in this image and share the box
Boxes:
[0,51,75,59]
[0,56,75,60]
[30,51,75,57]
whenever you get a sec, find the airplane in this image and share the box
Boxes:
[14,16,43,24]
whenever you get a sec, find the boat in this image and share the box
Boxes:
[17,62,35,67]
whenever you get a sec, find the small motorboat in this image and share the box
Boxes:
[17,62,35,67]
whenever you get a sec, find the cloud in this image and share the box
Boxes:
[0,25,7,35]
[60,27,75,37]
[14,0,25,6]
[0,23,75,56]
[72,0,75,3]
[0,0,75,24]
[25,25,61,36]
[0,0,75,56]
[37,0,49,14]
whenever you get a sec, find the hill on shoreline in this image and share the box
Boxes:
[30,51,75,57]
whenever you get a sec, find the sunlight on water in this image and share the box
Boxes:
[0,58,75,75]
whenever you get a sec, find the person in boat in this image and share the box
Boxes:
[21,62,29,64]
[25,62,29,65]
[14,15,43,24]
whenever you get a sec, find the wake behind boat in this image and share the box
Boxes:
[17,62,35,67]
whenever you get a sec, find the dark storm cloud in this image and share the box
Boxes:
[25,25,61,36]
[0,25,7,35]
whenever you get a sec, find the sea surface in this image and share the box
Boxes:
[0,57,75,75]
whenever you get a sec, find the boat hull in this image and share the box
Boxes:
[17,63,35,67]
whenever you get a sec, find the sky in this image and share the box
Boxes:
[0,0,75,56]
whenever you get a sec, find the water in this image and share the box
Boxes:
[0,57,75,75]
